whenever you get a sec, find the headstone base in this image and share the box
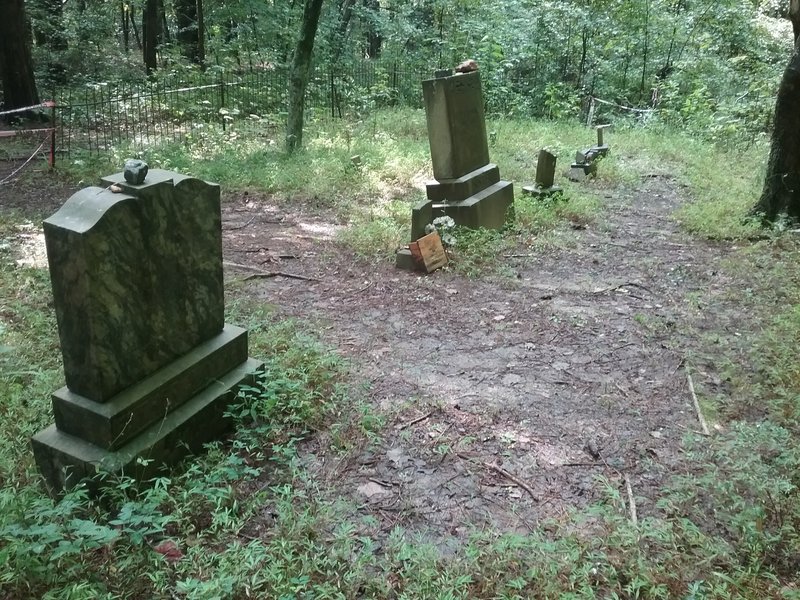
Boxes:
[568,163,597,182]
[395,247,420,271]
[32,353,263,494]
[432,180,514,230]
[425,164,501,203]
[522,185,563,199]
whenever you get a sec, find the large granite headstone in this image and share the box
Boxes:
[32,169,263,493]
[397,70,514,269]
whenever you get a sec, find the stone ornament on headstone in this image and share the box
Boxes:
[522,149,562,199]
[397,69,514,269]
[123,159,148,185]
[32,169,263,494]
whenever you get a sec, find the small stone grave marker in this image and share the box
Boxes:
[523,149,562,198]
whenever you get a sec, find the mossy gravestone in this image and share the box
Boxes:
[397,70,514,269]
[32,169,263,494]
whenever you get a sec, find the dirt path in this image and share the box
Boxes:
[222,173,731,541]
[0,164,730,541]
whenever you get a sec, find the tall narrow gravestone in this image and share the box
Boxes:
[31,169,263,493]
[397,70,514,269]
[522,149,562,198]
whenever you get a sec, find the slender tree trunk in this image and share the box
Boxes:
[0,0,40,115]
[175,0,202,63]
[364,0,381,58]
[196,0,205,66]
[158,0,170,45]
[130,6,142,50]
[286,0,325,153]
[143,0,160,74]
[752,0,800,223]
[640,0,650,102]
[122,0,130,52]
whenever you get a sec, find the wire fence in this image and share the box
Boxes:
[47,61,428,157]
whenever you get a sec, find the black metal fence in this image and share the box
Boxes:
[52,61,429,156]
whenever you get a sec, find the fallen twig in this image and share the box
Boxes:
[624,473,638,525]
[355,281,373,294]
[224,261,319,282]
[593,282,653,296]
[244,271,319,282]
[457,453,537,501]
[486,463,538,501]
[224,216,256,231]
[398,411,434,431]
[686,370,711,436]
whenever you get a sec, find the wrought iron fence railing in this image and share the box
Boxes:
[50,62,429,157]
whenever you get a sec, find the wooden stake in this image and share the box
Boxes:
[624,474,638,525]
[686,370,710,436]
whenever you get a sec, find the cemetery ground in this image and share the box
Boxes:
[2,111,800,598]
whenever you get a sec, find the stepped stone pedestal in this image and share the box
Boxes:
[397,70,514,269]
[32,169,263,493]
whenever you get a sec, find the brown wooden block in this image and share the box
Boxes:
[415,231,448,273]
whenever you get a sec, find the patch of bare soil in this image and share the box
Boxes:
[0,165,733,544]
[221,173,736,543]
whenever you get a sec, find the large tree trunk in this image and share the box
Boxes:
[752,0,800,223]
[175,0,203,64]
[364,0,382,58]
[142,0,160,74]
[0,0,40,115]
[286,0,325,153]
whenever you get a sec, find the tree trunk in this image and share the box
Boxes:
[175,0,202,63]
[0,0,40,115]
[752,0,800,223]
[364,0,381,58]
[142,0,160,74]
[286,0,325,153]
[122,0,130,53]
[130,6,142,50]
[196,0,205,67]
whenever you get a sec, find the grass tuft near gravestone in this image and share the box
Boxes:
[31,169,263,494]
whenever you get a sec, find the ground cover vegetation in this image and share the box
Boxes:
[2,0,800,599]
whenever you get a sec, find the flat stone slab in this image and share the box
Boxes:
[32,357,263,493]
[522,185,563,199]
[51,325,249,450]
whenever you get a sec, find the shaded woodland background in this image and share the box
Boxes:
[0,0,794,145]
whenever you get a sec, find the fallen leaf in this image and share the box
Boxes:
[153,540,183,563]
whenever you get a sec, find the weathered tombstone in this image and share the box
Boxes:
[31,169,263,493]
[396,69,514,269]
[569,125,612,182]
[522,149,562,198]
[595,124,611,156]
